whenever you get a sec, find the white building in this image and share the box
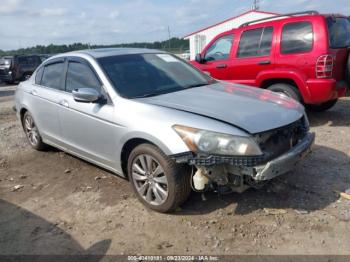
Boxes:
[184,10,277,60]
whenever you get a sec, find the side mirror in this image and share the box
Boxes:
[195,53,205,64]
[72,88,101,103]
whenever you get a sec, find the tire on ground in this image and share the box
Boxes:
[22,111,48,151]
[127,143,191,213]
[267,83,301,102]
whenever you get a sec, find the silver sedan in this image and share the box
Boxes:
[14,48,314,212]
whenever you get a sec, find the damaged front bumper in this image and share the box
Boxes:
[172,132,315,190]
[251,132,315,180]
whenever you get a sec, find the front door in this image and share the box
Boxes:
[57,58,119,168]
[195,34,234,80]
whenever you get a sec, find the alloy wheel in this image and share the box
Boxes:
[24,114,40,146]
[131,154,168,205]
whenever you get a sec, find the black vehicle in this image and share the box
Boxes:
[0,55,42,84]
[38,54,52,63]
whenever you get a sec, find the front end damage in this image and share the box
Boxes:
[172,118,315,193]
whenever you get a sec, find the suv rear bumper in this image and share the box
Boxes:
[306,79,347,103]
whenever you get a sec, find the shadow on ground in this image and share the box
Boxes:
[308,96,350,127]
[0,199,111,257]
[179,144,350,215]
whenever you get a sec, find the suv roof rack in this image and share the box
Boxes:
[239,10,319,28]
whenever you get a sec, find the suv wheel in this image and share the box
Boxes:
[23,73,32,81]
[22,111,47,150]
[267,83,301,102]
[305,99,338,112]
[128,143,191,213]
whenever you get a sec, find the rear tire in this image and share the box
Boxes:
[128,143,191,213]
[267,83,301,102]
[305,99,338,112]
[22,111,47,151]
[22,73,31,81]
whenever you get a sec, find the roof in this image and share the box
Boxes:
[73,48,166,58]
[184,10,278,38]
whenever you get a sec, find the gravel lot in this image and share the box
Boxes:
[0,83,350,256]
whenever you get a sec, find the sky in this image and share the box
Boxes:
[0,0,350,50]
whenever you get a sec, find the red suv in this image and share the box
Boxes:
[191,11,350,111]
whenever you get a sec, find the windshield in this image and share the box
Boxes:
[327,17,350,48]
[98,53,214,98]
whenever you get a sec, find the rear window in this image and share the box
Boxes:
[35,67,44,85]
[237,27,273,58]
[41,62,64,90]
[327,17,350,48]
[281,22,313,54]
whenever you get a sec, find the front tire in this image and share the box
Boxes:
[22,111,47,151]
[128,143,191,213]
[267,83,301,102]
[305,99,338,112]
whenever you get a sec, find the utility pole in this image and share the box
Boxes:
[167,26,171,50]
[252,0,260,10]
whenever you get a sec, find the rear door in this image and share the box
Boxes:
[29,58,65,145]
[228,26,275,86]
[195,34,234,79]
[57,57,118,168]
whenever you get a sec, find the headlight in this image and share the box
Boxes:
[173,125,262,156]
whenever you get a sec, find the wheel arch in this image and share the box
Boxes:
[120,138,154,179]
[120,135,175,179]
[257,71,312,103]
[19,107,28,126]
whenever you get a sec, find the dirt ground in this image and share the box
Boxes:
[1,83,350,256]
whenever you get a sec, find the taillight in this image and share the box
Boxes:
[316,55,334,78]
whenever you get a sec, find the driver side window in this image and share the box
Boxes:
[65,61,101,93]
[204,34,234,61]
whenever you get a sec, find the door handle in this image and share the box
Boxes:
[30,90,38,96]
[258,60,271,65]
[59,100,69,108]
[216,64,227,69]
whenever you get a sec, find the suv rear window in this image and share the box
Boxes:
[281,22,313,54]
[327,17,350,48]
[237,27,273,58]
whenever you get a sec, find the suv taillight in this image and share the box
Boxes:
[316,55,334,78]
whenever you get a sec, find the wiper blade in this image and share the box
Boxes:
[185,83,210,88]
[132,92,161,98]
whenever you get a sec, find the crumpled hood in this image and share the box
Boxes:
[137,82,304,134]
